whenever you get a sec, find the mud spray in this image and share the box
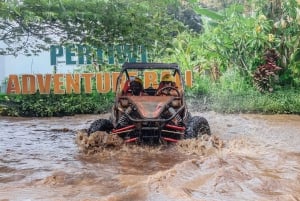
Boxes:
[75,130,223,156]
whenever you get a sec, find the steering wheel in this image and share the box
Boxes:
[155,86,180,97]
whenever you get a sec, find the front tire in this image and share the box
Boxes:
[87,119,114,135]
[192,116,211,137]
[184,113,194,139]
[184,115,211,139]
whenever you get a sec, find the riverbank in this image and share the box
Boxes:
[1,89,300,117]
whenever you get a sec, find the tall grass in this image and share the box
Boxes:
[188,68,300,114]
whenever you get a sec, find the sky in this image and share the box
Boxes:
[2,51,77,75]
[0,43,147,93]
[0,50,82,83]
[0,49,78,93]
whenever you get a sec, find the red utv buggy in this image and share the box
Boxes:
[88,62,210,144]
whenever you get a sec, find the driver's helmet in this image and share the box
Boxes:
[130,77,143,95]
[160,74,176,88]
[161,74,174,82]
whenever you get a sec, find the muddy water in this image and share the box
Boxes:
[0,112,300,201]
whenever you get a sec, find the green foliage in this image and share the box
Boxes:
[253,49,282,92]
[187,70,300,114]
[1,0,300,116]
[160,3,277,79]
[191,67,251,95]
[194,7,224,21]
[0,92,114,117]
[199,4,275,75]
[163,1,300,92]
[208,90,300,114]
[0,0,183,56]
[289,49,300,84]
[259,0,300,85]
[163,32,199,71]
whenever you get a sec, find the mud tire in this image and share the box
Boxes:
[184,113,194,139]
[87,119,114,135]
[184,115,211,139]
[192,116,211,137]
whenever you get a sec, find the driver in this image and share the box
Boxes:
[157,73,178,96]
[122,77,147,96]
[130,77,144,96]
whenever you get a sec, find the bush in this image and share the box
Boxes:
[188,68,300,114]
[0,92,114,117]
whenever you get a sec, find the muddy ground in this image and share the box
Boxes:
[0,112,300,201]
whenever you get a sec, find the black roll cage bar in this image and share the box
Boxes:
[122,62,181,80]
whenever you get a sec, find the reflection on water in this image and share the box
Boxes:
[0,112,300,201]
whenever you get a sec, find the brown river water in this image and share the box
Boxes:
[0,112,300,201]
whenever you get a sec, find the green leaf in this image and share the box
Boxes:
[291,49,300,62]
[194,7,224,21]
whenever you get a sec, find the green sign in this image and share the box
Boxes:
[50,44,147,65]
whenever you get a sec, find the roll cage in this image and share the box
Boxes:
[115,62,185,94]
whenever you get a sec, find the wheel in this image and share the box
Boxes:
[184,113,194,139]
[184,115,211,139]
[192,116,211,137]
[155,86,180,96]
[87,119,114,135]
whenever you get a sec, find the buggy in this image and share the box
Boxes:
[88,62,210,144]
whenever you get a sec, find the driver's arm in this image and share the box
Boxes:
[161,88,177,96]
